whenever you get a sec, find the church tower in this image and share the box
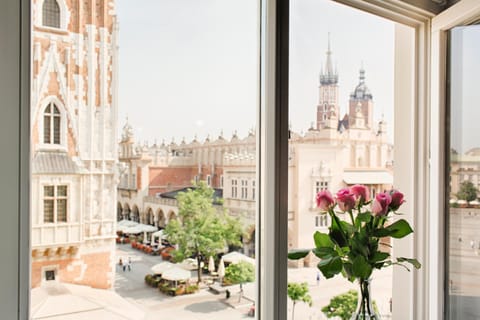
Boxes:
[349,66,374,129]
[316,35,340,130]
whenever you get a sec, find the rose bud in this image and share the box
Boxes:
[336,188,356,212]
[389,190,405,211]
[350,184,370,204]
[371,192,392,216]
[316,190,335,212]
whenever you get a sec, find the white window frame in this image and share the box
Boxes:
[37,96,68,152]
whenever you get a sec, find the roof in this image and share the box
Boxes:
[343,170,393,185]
[32,152,84,174]
[159,186,223,204]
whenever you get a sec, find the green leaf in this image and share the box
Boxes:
[314,246,336,259]
[329,215,347,247]
[373,219,413,238]
[351,255,372,279]
[314,231,334,248]
[370,251,389,263]
[397,257,422,269]
[356,213,372,223]
[288,249,311,260]
[318,256,343,279]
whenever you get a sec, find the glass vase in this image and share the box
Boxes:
[350,278,381,320]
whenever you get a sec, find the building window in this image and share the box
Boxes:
[252,180,256,200]
[220,175,224,188]
[194,175,199,184]
[241,180,248,199]
[43,103,61,145]
[315,215,328,228]
[43,185,68,223]
[45,270,55,281]
[207,175,212,186]
[42,0,60,28]
[315,180,328,193]
[231,179,238,198]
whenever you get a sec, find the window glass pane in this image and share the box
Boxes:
[57,199,67,222]
[43,0,60,28]
[44,186,54,197]
[447,25,480,319]
[288,1,398,318]
[44,115,50,143]
[57,185,67,197]
[53,115,60,144]
[44,199,54,223]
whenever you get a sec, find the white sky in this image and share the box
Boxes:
[117,0,395,144]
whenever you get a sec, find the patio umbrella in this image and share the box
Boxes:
[222,251,255,265]
[117,219,138,227]
[208,256,215,273]
[136,223,157,233]
[217,258,225,280]
[161,266,191,281]
[122,226,143,234]
[179,258,203,271]
[151,261,175,275]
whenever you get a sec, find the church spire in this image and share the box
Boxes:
[320,33,338,85]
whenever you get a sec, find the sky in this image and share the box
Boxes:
[450,25,480,154]
[116,0,395,145]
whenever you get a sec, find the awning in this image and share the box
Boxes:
[343,171,393,185]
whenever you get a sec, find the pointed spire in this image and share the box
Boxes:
[359,61,365,84]
[319,33,338,85]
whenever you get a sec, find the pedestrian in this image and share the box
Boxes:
[316,271,320,286]
[127,257,132,271]
[470,240,475,249]
[118,258,123,271]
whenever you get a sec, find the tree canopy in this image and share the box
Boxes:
[287,282,312,320]
[164,181,243,283]
[224,260,255,301]
[457,181,478,202]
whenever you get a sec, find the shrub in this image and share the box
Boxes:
[322,290,378,320]
[145,274,152,286]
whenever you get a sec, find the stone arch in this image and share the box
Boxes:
[123,203,131,220]
[167,211,177,223]
[117,202,123,221]
[156,209,166,228]
[131,205,140,222]
[145,207,154,226]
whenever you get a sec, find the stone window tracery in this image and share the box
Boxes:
[42,0,61,28]
[43,103,61,145]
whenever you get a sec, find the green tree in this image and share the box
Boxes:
[322,290,378,320]
[224,261,255,302]
[322,290,357,320]
[164,181,243,284]
[457,181,478,202]
[287,282,312,320]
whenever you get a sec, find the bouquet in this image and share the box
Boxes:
[288,185,421,319]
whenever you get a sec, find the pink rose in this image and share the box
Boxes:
[336,188,356,212]
[371,192,392,216]
[350,184,370,204]
[316,190,334,212]
[389,190,405,211]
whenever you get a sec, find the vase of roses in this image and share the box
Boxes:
[288,185,421,320]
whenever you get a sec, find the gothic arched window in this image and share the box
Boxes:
[42,0,60,28]
[43,103,61,144]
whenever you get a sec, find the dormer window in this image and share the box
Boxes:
[43,103,61,145]
[42,0,60,28]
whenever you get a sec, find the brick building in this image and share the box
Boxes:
[30,0,118,289]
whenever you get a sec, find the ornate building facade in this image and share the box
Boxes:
[117,41,393,261]
[31,0,118,288]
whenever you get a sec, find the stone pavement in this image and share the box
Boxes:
[114,244,393,319]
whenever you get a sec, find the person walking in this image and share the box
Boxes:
[316,271,320,286]
[127,257,132,271]
[118,258,123,271]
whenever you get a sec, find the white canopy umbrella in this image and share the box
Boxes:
[222,251,255,265]
[151,261,175,275]
[179,258,204,271]
[161,266,191,281]
[136,223,157,233]
[208,256,215,273]
[121,226,143,234]
[469,200,480,205]
[217,258,225,279]
[118,219,138,227]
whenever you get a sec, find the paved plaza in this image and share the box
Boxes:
[114,244,393,319]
